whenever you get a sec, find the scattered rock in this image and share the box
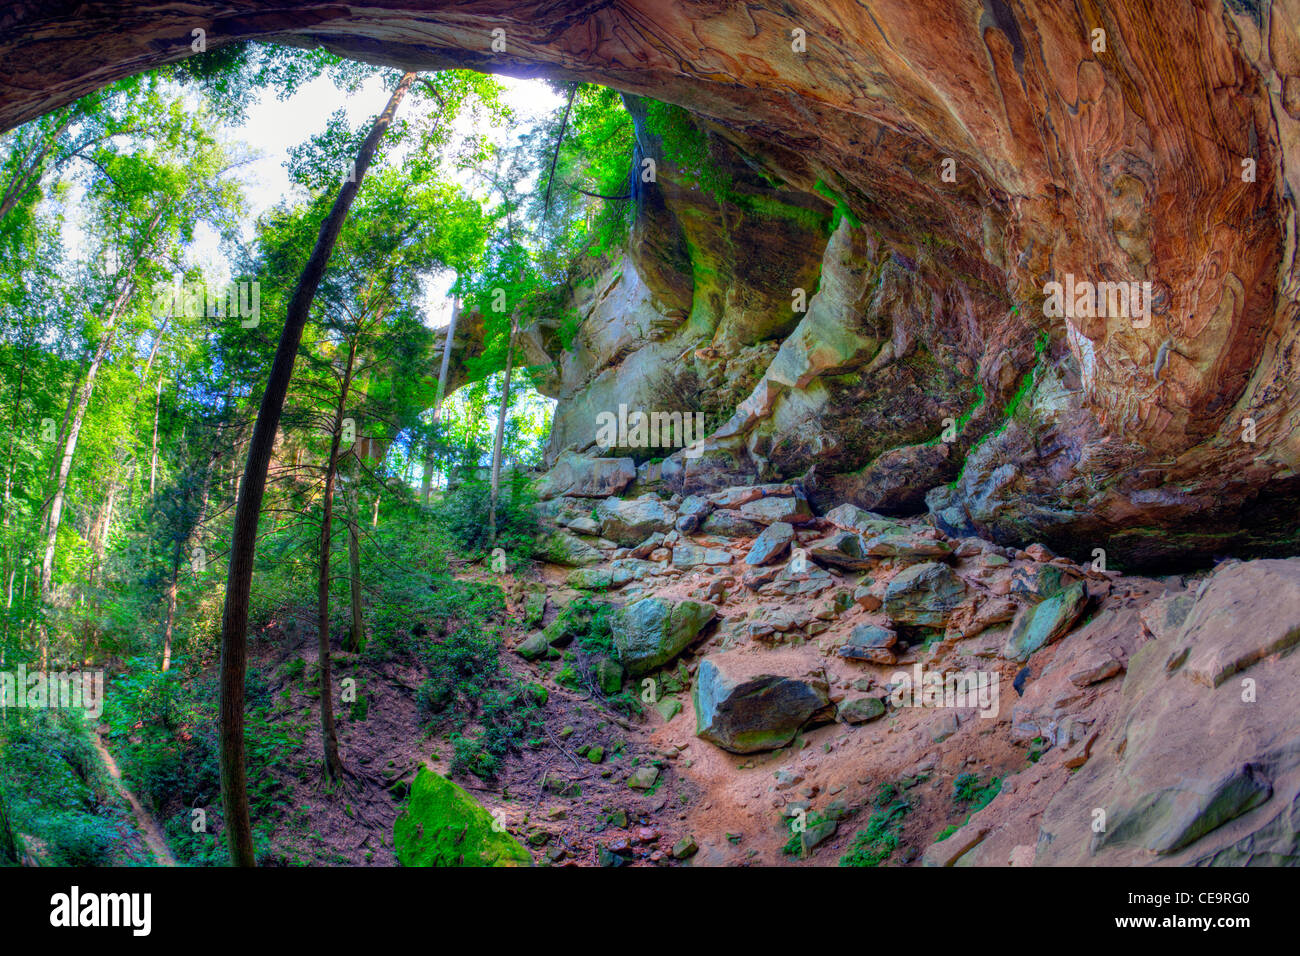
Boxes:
[628,766,660,790]
[885,561,968,627]
[838,696,887,724]
[693,651,831,753]
[745,521,795,566]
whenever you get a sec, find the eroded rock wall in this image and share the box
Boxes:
[5,1,1300,563]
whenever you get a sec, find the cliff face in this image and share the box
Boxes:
[6,1,1300,564]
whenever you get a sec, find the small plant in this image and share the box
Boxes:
[840,783,911,867]
[953,773,1001,812]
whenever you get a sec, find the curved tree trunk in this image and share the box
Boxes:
[217,72,414,865]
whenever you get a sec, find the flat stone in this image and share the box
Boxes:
[746,521,795,566]
[838,696,887,724]
[671,544,733,569]
[1002,581,1089,662]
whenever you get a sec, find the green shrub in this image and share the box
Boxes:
[434,472,538,557]
[840,784,911,867]
[953,773,1002,812]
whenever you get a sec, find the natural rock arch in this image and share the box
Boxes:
[5,1,1300,563]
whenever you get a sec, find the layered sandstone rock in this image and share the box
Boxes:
[5,1,1300,563]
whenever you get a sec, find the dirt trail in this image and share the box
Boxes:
[92,733,178,867]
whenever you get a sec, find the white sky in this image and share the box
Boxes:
[188,71,565,329]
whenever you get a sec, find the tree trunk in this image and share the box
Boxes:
[422,294,459,505]
[0,111,72,222]
[346,504,364,654]
[316,337,357,784]
[38,284,131,664]
[487,310,520,548]
[149,376,162,496]
[161,538,182,671]
[217,72,414,866]
[162,438,217,672]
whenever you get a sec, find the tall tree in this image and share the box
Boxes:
[217,72,415,867]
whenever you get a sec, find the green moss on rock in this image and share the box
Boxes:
[393,768,532,867]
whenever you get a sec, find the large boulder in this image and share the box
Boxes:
[884,561,967,627]
[1032,558,1300,865]
[535,451,635,500]
[1002,581,1089,662]
[694,651,831,753]
[596,496,675,547]
[671,544,733,569]
[737,495,813,526]
[823,503,905,537]
[612,597,716,675]
[700,509,765,538]
[393,768,531,867]
[837,624,899,664]
[534,529,603,567]
[862,531,952,562]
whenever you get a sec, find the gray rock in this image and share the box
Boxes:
[596,496,675,547]
[613,597,716,675]
[745,521,795,566]
[707,484,794,508]
[823,503,904,537]
[609,558,663,587]
[628,766,660,790]
[566,515,601,535]
[566,567,613,590]
[862,531,952,562]
[738,495,813,526]
[1002,581,1089,662]
[884,561,968,627]
[536,451,636,500]
[837,624,899,664]
[671,544,733,569]
[806,530,872,570]
[700,509,765,538]
[838,696,887,724]
[674,494,715,533]
[693,654,831,753]
[629,532,666,558]
[535,529,603,567]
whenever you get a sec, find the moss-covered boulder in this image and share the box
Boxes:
[393,768,532,867]
[613,596,716,675]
